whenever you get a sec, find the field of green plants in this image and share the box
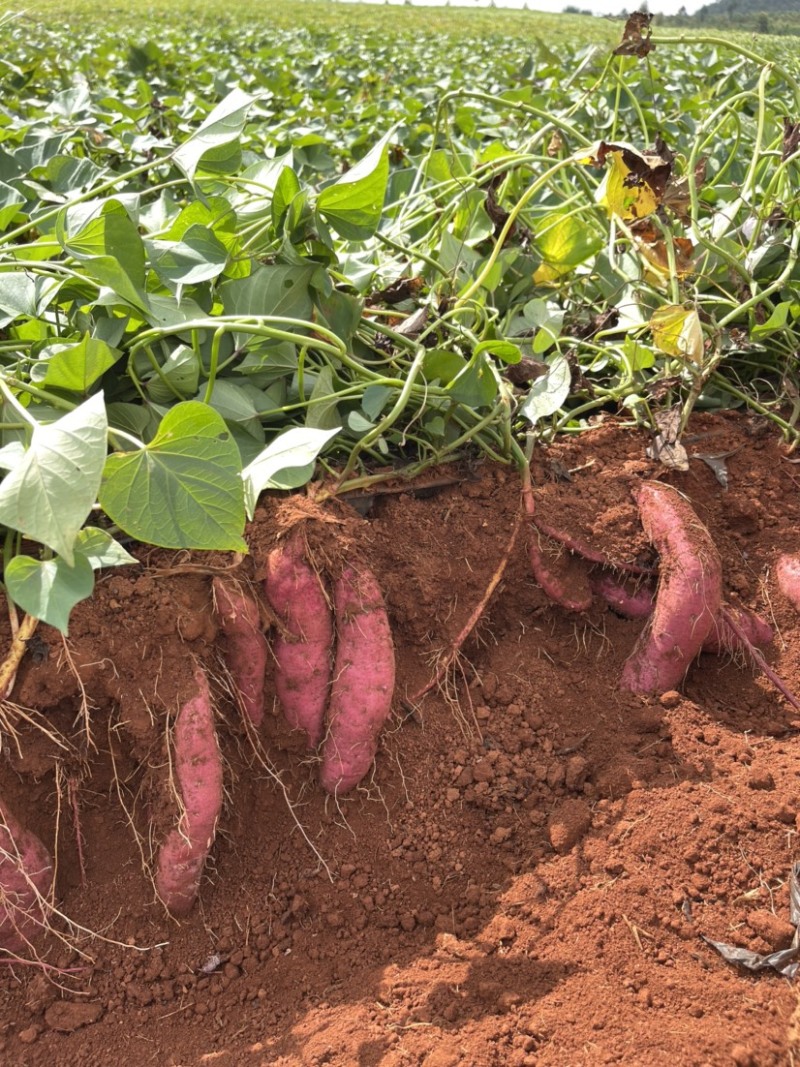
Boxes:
[0,0,798,633]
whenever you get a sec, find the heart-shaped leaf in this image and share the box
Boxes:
[5,553,94,634]
[0,393,107,565]
[99,400,247,551]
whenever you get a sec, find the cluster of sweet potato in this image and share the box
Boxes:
[530,480,780,694]
[152,527,396,917]
[3,478,798,947]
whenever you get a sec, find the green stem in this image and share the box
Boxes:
[337,345,427,481]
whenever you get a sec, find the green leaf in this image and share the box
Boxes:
[146,224,229,290]
[172,88,254,181]
[272,166,301,232]
[220,263,316,323]
[58,199,147,312]
[422,349,467,385]
[448,353,498,408]
[99,400,247,552]
[0,393,108,566]
[316,129,393,240]
[242,425,339,517]
[752,300,794,340]
[520,356,571,423]
[40,333,122,393]
[74,527,138,569]
[305,366,340,430]
[5,553,94,634]
[362,385,393,421]
[144,344,199,404]
[0,181,25,230]
[533,211,602,283]
[474,339,522,365]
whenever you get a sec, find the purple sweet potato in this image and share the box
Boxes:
[592,573,655,618]
[155,667,223,917]
[213,578,268,727]
[264,530,333,749]
[320,565,396,795]
[528,531,593,613]
[0,799,53,954]
[703,605,773,655]
[595,572,771,658]
[621,482,722,694]
[776,555,800,612]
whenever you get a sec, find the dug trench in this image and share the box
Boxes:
[2,411,800,1066]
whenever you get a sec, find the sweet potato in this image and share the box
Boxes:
[776,555,800,612]
[621,482,722,694]
[592,573,655,618]
[320,564,395,795]
[703,605,773,655]
[155,667,223,917]
[0,799,53,954]
[213,578,268,727]
[528,531,593,613]
[596,572,772,657]
[264,530,333,749]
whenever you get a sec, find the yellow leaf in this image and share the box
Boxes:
[650,306,703,362]
[597,151,658,221]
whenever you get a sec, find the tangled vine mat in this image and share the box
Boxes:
[3,412,800,1066]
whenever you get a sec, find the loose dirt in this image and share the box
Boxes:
[2,412,800,1066]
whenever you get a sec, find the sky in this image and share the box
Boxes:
[337,0,708,16]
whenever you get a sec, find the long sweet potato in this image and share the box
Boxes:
[0,799,53,954]
[320,564,395,795]
[264,529,333,749]
[776,555,800,612]
[621,482,722,694]
[155,667,223,917]
[213,578,268,727]
[528,532,593,613]
[592,573,655,618]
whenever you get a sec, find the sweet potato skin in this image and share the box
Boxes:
[155,667,223,917]
[264,531,333,749]
[0,800,53,954]
[592,573,655,618]
[703,605,773,655]
[776,555,800,612]
[528,533,593,613]
[621,482,722,694]
[320,565,395,795]
[596,573,771,656]
[213,579,267,727]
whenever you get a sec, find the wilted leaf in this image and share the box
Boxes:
[646,405,688,471]
[614,12,654,57]
[650,305,704,362]
[582,141,672,222]
[533,211,602,283]
[368,276,424,306]
[631,221,695,278]
[783,118,800,162]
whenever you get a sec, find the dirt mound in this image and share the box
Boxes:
[2,412,799,1066]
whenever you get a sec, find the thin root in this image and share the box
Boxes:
[404,507,522,708]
